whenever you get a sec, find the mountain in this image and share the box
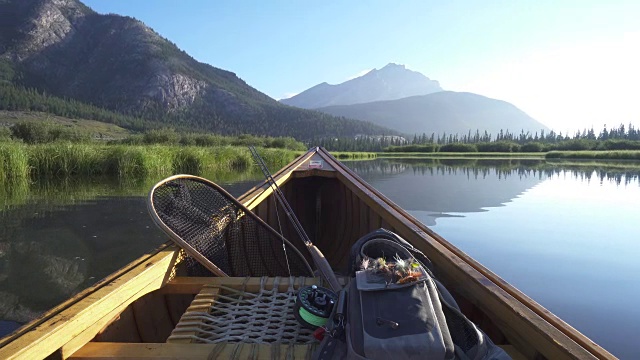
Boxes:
[280,63,442,108]
[316,92,549,136]
[0,0,396,138]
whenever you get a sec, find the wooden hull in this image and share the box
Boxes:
[0,147,614,359]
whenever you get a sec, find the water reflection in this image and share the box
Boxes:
[347,158,640,225]
[349,158,640,186]
[347,157,640,359]
[0,170,263,330]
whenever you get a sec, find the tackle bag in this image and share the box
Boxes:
[314,228,510,360]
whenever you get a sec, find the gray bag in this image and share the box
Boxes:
[345,238,455,360]
[313,229,511,360]
[347,269,454,359]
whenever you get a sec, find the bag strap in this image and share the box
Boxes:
[312,288,348,360]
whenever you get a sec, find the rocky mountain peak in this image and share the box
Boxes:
[381,63,406,70]
[280,63,443,109]
[1,0,93,60]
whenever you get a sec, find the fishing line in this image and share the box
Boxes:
[272,190,291,277]
[294,285,337,329]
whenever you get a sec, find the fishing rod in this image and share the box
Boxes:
[249,146,341,292]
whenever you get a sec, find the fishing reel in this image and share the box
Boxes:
[294,285,338,329]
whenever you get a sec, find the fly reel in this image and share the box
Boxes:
[294,285,338,329]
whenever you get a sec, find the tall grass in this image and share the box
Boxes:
[331,152,378,160]
[546,150,640,160]
[0,143,29,184]
[0,143,300,183]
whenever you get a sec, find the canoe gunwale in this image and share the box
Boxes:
[0,246,181,359]
[0,243,175,349]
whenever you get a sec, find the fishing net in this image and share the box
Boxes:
[148,175,313,277]
[167,277,317,346]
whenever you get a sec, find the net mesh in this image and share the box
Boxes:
[168,277,317,345]
[150,177,311,277]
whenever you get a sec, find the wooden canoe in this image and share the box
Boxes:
[0,147,614,360]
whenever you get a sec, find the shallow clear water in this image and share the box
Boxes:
[1,159,638,358]
[346,158,640,359]
[0,175,261,336]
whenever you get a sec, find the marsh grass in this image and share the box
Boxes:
[378,152,545,159]
[546,150,640,160]
[29,143,101,178]
[0,143,29,184]
[331,152,377,159]
[0,143,299,184]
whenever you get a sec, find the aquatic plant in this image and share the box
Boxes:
[0,143,29,184]
[0,143,300,183]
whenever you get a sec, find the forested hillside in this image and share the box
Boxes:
[0,0,395,139]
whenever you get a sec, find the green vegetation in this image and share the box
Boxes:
[4,121,306,150]
[378,152,544,159]
[331,152,377,159]
[0,83,153,131]
[0,80,394,138]
[118,128,305,150]
[0,143,299,185]
[319,124,640,155]
[10,121,90,144]
[546,150,640,160]
[439,143,478,152]
[0,110,132,139]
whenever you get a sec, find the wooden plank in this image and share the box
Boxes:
[132,290,175,343]
[359,196,369,234]
[0,249,179,360]
[92,306,142,343]
[59,286,151,358]
[164,294,194,327]
[70,342,314,360]
[315,149,613,359]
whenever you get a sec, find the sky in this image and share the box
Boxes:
[82,0,640,134]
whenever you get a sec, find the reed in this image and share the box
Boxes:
[173,147,206,175]
[28,143,102,178]
[0,143,29,184]
[378,152,545,159]
[331,152,378,160]
[546,150,640,160]
[0,143,300,183]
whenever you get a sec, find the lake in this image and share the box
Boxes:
[0,158,638,358]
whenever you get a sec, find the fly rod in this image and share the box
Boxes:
[249,146,341,291]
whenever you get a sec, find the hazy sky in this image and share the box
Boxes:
[82,0,640,134]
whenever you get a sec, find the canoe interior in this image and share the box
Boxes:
[0,148,613,360]
[87,173,511,350]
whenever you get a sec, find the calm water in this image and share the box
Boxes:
[347,158,640,359]
[1,158,638,358]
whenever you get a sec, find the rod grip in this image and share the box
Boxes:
[308,244,342,292]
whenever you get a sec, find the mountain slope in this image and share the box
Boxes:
[0,0,395,138]
[281,63,442,108]
[316,92,549,136]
